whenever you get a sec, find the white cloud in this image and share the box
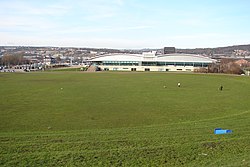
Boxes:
[56,25,153,34]
[1,30,250,49]
[167,33,250,48]
[0,1,71,16]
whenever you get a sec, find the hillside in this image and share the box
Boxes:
[176,44,250,56]
[1,72,250,166]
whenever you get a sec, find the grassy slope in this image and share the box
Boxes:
[0,72,249,166]
[47,67,87,72]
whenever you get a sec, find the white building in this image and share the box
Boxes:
[89,52,216,72]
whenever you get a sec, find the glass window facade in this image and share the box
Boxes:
[184,62,194,66]
[157,62,166,66]
[194,63,203,67]
[202,63,209,67]
[103,61,139,66]
[165,62,175,65]
[142,62,157,66]
[94,61,209,67]
[176,62,184,66]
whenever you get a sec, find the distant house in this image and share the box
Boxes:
[43,56,56,65]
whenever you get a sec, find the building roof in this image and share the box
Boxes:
[90,53,216,63]
[91,54,142,62]
[234,59,249,65]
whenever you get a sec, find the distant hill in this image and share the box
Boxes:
[176,44,250,56]
[1,44,250,56]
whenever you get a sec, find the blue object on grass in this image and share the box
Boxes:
[214,128,232,134]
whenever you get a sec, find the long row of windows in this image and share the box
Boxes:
[142,62,208,67]
[94,61,209,67]
[102,61,139,66]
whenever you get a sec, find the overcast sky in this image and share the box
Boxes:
[1,0,250,49]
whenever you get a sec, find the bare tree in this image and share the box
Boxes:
[208,59,243,74]
[208,63,219,73]
[1,54,29,66]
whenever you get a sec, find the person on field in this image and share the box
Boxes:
[177,82,181,87]
[219,85,223,91]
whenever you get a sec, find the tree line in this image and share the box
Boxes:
[195,59,245,74]
[0,54,30,66]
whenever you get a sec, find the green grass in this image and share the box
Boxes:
[47,67,87,72]
[0,72,250,166]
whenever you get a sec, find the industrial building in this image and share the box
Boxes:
[89,52,216,72]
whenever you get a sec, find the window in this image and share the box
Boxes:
[184,62,193,66]
[202,63,209,67]
[120,61,133,66]
[132,62,139,66]
[194,63,202,67]
[103,61,112,65]
[157,62,166,66]
[165,62,175,66]
[142,62,157,66]
[176,62,184,66]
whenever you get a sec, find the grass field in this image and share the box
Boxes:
[0,72,249,166]
[47,67,87,72]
